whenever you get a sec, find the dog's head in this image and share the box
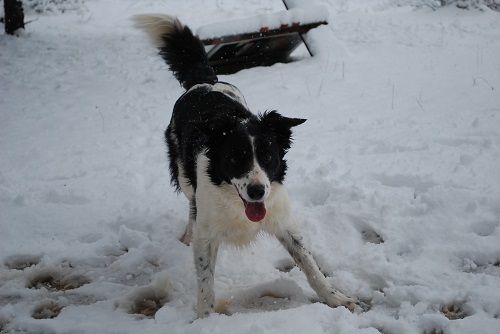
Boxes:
[206,110,306,222]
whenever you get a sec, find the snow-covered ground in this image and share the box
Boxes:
[1,0,500,333]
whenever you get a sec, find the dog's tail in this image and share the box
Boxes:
[133,14,217,90]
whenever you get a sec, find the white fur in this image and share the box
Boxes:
[132,14,183,49]
[194,153,281,245]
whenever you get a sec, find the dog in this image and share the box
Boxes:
[133,14,361,317]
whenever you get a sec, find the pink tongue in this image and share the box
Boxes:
[245,202,267,222]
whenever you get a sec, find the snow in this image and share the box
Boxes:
[1,0,500,333]
[196,6,329,40]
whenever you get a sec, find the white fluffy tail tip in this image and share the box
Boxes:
[132,14,183,48]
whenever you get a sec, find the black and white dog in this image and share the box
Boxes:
[133,14,360,317]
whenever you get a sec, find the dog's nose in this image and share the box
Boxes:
[247,184,265,201]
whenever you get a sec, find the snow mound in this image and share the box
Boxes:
[196,6,328,40]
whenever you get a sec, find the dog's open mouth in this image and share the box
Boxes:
[242,199,266,222]
[235,186,267,222]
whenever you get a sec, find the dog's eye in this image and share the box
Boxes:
[263,154,272,163]
[229,157,237,166]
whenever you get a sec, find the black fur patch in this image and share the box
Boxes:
[158,22,217,90]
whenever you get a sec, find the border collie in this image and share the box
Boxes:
[133,14,361,317]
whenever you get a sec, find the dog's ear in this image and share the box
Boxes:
[261,110,306,128]
[260,110,306,151]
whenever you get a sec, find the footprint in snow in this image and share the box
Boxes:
[471,220,498,237]
[4,254,41,270]
[361,228,384,244]
[348,216,384,244]
[31,300,64,319]
[129,291,166,318]
[26,267,91,291]
[463,258,500,276]
[0,317,9,333]
[274,258,296,273]
[214,279,309,315]
[119,279,172,319]
[441,303,469,320]
[424,329,444,334]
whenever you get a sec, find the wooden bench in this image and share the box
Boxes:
[197,6,328,74]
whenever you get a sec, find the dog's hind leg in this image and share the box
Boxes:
[192,234,219,318]
[180,197,196,246]
[276,229,361,312]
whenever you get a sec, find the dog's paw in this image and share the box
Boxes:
[338,299,365,313]
[351,299,371,313]
[214,299,232,315]
[336,299,370,314]
[324,290,369,313]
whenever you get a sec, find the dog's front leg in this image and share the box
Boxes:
[192,233,219,318]
[276,229,360,312]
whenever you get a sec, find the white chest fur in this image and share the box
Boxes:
[194,154,291,246]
